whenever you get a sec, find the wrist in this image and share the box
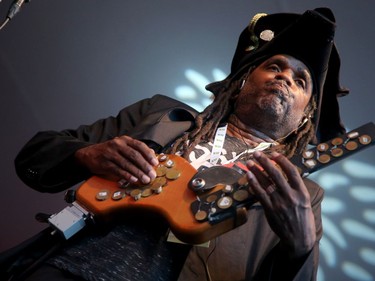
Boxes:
[280,238,315,260]
[74,146,92,169]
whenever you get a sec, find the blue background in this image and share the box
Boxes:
[0,1,374,280]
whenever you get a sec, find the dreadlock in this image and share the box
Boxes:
[167,69,317,160]
[281,97,317,158]
[167,79,242,158]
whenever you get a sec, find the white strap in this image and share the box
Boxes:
[209,124,228,165]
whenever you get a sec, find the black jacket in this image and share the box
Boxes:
[15,95,197,193]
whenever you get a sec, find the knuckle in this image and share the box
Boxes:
[111,137,124,147]
[119,158,130,170]
[127,149,139,162]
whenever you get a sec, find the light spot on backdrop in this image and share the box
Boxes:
[174,68,226,112]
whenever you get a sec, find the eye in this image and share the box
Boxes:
[267,64,280,72]
[295,78,306,89]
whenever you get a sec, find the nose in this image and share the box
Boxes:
[275,70,293,87]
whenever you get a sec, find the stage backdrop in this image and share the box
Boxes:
[0,1,374,280]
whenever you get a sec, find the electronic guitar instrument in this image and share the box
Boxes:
[48,122,375,244]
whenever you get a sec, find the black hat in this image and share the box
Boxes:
[206,7,349,144]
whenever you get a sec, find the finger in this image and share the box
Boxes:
[125,136,159,166]
[253,151,289,194]
[111,137,158,183]
[246,160,273,208]
[114,166,139,184]
[269,152,305,191]
[87,156,140,184]
[75,140,156,185]
[115,157,156,184]
[122,138,158,176]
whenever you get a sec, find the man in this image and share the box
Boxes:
[12,7,348,281]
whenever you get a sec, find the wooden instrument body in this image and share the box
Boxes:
[75,155,246,244]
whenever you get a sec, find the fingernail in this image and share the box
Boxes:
[148,169,157,180]
[151,157,159,166]
[141,174,151,184]
[129,176,138,183]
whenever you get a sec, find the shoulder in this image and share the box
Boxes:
[122,94,199,118]
[149,94,199,112]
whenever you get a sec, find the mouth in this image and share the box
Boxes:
[266,81,291,101]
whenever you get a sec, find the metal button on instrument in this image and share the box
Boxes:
[164,159,175,168]
[156,165,168,177]
[151,184,163,194]
[347,131,359,139]
[151,179,164,193]
[96,190,110,201]
[222,184,233,194]
[331,148,343,157]
[112,190,126,200]
[195,210,208,221]
[217,196,233,209]
[130,189,142,201]
[191,178,205,189]
[303,159,317,169]
[318,154,331,164]
[331,137,343,146]
[153,177,167,187]
[166,169,181,180]
[317,143,329,152]
[345,141,358,151]
[158,154,168,162]
[359,135,372,145]
[233,190,249,202]
[141,188,153,198]
[303,150,315,159]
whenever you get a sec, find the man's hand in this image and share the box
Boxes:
[246,151,316,259]
[75,135,158,184]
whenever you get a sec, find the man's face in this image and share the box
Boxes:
[234,54,313,139]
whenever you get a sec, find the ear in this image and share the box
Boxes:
[238,65,257,91]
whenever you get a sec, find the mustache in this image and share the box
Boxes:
[264,81,291,100]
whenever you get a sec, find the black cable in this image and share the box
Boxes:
[0,18,9,30]
[0,0,29,31]
[7,240,63,281]
[0,227,64,281]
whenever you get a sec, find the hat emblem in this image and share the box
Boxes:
[260,29,274,41]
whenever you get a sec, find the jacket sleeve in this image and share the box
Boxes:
[14,95,166,193]
[252,178,324,281]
